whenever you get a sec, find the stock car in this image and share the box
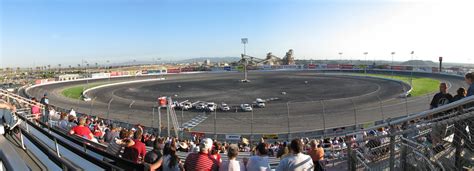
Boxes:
[240,104,253,112]
[206,102,217,112]
[220,103,230,111]
[195,103,206,110]
[255,98,266,108]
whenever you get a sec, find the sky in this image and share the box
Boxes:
[1,0,474,68]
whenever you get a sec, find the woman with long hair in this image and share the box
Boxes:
[150,140,184,171]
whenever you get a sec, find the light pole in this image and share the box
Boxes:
[320,100,326,137]
[152,105,156,130]
[364,52,368,75]
[241,38,248,82]
[241,38,248,55]
[107,98,114,120]
[89,97,97,116]
[214,109,217,140]
[410,51,414,87]
[391,52,396,77]
[338,52,343,62]
[286,101,291,142]
[128,100,136,128]
[250,108,254,147]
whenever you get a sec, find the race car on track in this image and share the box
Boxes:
[240,104,253,112]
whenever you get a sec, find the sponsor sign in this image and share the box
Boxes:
[225,134,241,140]
[190,132,205,138]
[340,64,354,69]
[327,64,339,69]
[262,134,278,139]
[167,68,180,73]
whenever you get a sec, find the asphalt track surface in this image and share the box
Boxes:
[27,70,465,135]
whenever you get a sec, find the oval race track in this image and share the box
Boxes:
[26,70,465,135]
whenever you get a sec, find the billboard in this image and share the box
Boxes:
[224,66,232,71]
[340,64,354,69]
[167,68,181,73]
[327,64,339,69]
[181,67,195,72]
[225,134,241,140]
[262,134,278,139]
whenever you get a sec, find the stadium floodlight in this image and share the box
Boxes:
[391,52,396,77]
[364,52,368,75]
[410,51,415,86]
[241,38,250,82]
[241,38,248,55]
[338,52,343,61]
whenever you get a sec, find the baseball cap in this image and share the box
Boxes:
[200,138,213,150]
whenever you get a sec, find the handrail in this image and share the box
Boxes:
[347,95,474,136]
[0,136,30,171]
[16,113,124,171]
[42,122,147,170]
[18,126,78,170]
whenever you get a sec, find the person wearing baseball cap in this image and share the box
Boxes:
[184,138,219,171]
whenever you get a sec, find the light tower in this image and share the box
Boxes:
[241,38,250,82]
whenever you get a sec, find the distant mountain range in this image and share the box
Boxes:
[176,57,240,63]
[109,57,240,66]
[107,57,471,68]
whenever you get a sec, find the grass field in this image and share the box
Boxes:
[61,82,106,99]
[351,73,440,97]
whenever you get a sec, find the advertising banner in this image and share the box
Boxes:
[225,134,242,140]
[262,134,278,139]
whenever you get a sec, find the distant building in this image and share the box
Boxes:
[204,59,211,66]
[57,74,81,81]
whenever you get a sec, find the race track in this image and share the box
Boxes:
[26,70,465,136]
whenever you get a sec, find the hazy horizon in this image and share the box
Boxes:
[2,0,474,68]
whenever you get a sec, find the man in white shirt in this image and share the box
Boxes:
[276,139,314,171]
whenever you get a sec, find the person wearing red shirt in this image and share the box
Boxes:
[69,117,93,140]
[123,128,147,163]
[184,138,219,171]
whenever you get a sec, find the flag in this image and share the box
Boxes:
[391,52,396,55]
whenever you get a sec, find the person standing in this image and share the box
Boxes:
[40,93,49,123]
[464,73,474,151]
[307,140,325,171]
[430,83,453,109]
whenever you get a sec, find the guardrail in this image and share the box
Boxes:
[344,95,474,171]
[15,111,124,171]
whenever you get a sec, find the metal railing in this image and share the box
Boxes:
[342,96,474,171]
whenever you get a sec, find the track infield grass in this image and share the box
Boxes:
[350,73,439,97]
